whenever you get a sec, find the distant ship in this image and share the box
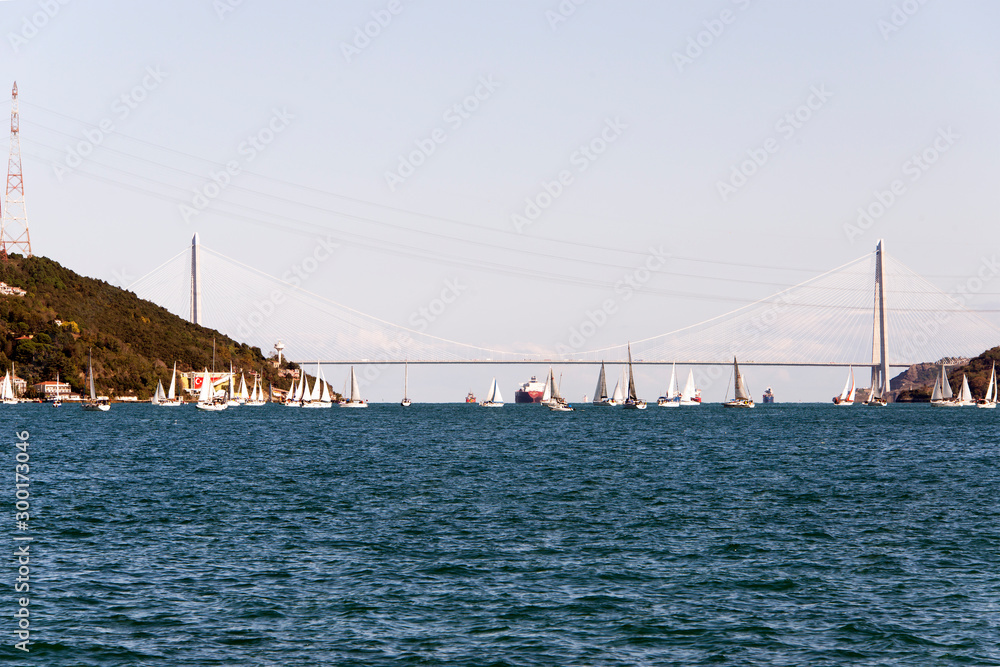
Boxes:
[514,376,546,403]
[465,390,476,403]
[762,386,775,403]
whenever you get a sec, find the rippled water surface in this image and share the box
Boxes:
[8,403,1000,665]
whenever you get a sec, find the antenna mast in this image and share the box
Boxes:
[1,82,31,260]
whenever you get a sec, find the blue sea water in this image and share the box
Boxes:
[4,402,1000,665]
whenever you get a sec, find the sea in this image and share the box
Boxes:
[5,402,999,666]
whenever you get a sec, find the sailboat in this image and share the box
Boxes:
[622,344,647,409]
[401,361,412,407]
[540,370,554,407]
[245,372,267,406]
[303,363,333,408]
[863,364,888,406]
[723,357,754,408]
[592,362,613,406]
[679,370,701,406]
[284,378,299,406]
[159,362,184,406]
[657,362,680,407]
[833,366,856,405]
[196,368,227,411]
[976,362,997,408]
[225,363,240,407]
[0,368,17,405]
[237,373,250,405]
[548,368,573,411]
[151,379,166,405]
[51,371,62,407]
[930,363,958,407]
[956,374,975,406]
[609,368,625,407]
[340,366,368,407]
[480,377,504,407]
[82,349,111,411]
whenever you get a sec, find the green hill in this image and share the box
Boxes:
[893,348,1000,402]
[0,253,308,399]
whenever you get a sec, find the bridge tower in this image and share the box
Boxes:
[871,239,890,399]
[1,82,31,260]
[190,233,202,325]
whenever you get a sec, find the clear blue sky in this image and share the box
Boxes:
[2,0,999,401]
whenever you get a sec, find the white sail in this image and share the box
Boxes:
[838,367,853,402]
[667,363,678,398]
[930,372,943,402]
[0,370,12,401]
[987,363,996,402]
[680,370,695,402]
[350,367,362,402]
[89,354,97,400]
[594,363,608,402]
[960,374,973,403]
[846,367,856,401]
[298,374,310,402]
[249,377,258,402]
[152,379,164,404]
[611,374,624,402]
[308,366,320,401]
[239,374,250,400]
[198,369,213,403]
[167,362,177,399]
[541,371,552,403]
[287,379,296,402]
[321,377,332,402]
[940,365,953,399]
[733,358,750,400]
[485,377,503,403]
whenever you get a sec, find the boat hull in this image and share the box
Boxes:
[514,389,544,403]
[480,401,503,408]
[723,399,755,408]
[340,401,368,408]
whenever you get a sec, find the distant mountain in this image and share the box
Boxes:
[0,254,309,399]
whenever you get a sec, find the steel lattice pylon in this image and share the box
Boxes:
[1,82,31,260]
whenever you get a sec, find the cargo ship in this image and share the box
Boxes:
[762,386,774,403]
[514,376,546,403]
[465,390,476,403]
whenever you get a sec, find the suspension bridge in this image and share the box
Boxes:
[127,237,1000,398]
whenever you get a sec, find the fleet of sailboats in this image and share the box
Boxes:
[195,368,227,411]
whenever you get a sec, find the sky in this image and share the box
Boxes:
[2,0,1000,402]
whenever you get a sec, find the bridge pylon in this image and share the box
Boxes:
[870,239,890,400]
